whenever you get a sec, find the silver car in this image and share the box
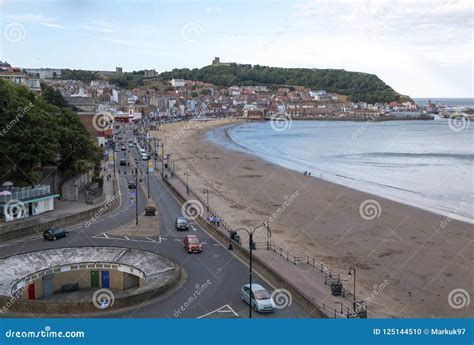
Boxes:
[240,284,275,313]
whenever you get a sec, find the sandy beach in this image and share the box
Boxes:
[152,118,473,318]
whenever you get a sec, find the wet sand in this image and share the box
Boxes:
[152,118,473,318]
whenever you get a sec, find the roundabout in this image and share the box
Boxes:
[0,246,181,314]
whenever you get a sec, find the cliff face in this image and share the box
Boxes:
[160,64,403,103]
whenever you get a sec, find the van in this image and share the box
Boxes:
[145,204,157,216]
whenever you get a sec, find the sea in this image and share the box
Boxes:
[208,118,474,224]
[413,98,474,108]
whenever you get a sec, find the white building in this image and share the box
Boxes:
[171,78,185,88]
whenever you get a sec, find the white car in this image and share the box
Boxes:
[240,284,275,313]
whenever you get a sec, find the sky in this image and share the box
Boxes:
[0,0,472,97]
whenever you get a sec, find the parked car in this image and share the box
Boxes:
[175,217,190,231]
[141,154,149,161]
[128,182,136,189]
[128,143,134,148]
[120,159,126,166]
[240,284,275,313]
[183,235,202,253]
[43,227,69,241]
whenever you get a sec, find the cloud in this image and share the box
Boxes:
[40,22,65,29]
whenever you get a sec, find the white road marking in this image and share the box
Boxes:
[124,236,130,240]
[196,304,239,319]
[103,233,109,239]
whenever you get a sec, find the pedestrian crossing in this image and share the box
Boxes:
[91,232,160,244]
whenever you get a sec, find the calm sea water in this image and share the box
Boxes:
[413,98,474,107]
[208,119,474,223]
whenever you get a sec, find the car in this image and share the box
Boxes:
[119,159,126,166]
[240,284,275,313]
[175,217,190,231]
[141,154,149,161]
[121,146,126,151]
[128,182,136,189]
[43,227,69,241]
[145,203,157,216]
[183,235,202,253]
[128,143,134,148]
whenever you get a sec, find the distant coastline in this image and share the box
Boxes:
[413,97,474,107]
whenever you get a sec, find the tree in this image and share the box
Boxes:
[0,79,100,185]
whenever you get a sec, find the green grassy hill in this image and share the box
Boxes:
[160,64,403,103]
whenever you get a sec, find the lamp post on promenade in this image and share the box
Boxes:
[184,171,190,195]
[348,266,357,312]
[231,222,271,319]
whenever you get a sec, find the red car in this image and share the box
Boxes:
[183,235,202,253]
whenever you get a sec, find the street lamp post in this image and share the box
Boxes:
[112,148,116,194]
[231,223,271,319]
[184,171,190,195]
[154,138,158,170]
[348,266,357,312]
[135,167,139,226]
[161,141,164,177]
[203,189,209,211]
[147,169,150,199]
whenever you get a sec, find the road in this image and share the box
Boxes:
[0,124,311,318]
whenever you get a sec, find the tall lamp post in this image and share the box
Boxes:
[184,171,190,195]
[135,167,139,226]
[348,266,357,312]
[202,189,209,211]
[112,148,116,194]
[231,222,271,319]
[161,141,165,177]
[147,168,150,199]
